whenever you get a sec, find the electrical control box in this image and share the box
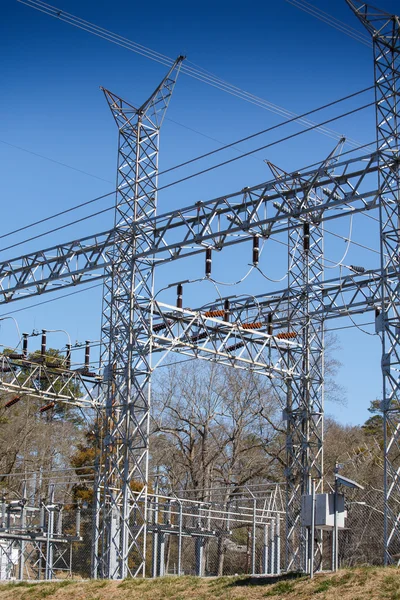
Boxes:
[301,493,347,530]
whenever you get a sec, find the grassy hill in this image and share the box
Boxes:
[0,567,399,600]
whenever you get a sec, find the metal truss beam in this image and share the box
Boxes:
[149,302,303,379]
[0,354,100,408]
[0,153,381,305]
[197,268,384,326]
[0,230,115,302]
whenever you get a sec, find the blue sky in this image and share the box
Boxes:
[1,0,399,426]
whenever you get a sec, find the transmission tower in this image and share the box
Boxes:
[92,57,184,579]
[346,0,400,564]
[267,141,344,571]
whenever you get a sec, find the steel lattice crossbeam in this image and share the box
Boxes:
[0,354,101,407]
[0,153,382,303]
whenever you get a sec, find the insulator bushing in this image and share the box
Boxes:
[303,223,310,252]
[4,396,21,409]
[153,321,171,333]
[177,284,183,309]
[191,331,208,342]
[85,341,90,370]
[41,330,47,357]
[66,344,71,370]
[224,299,230,322]
[276,331,297,339]
[226,341,245,352]
[204,310,225,318]
[253,236,259,266]
[242,322,262,330]
[22,333,28,359]
[267,313,273,336]
[205,248,212,276]
[350,265,365,274]
[39,402,55,413]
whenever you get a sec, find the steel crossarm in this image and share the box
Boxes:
[0,154,382,306]
[148,302,303,380]
[147,152,380,263]
[0,354,101,408]
[197,268,385,326]
[0,229,115,303]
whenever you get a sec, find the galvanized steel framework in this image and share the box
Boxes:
[346,0,400,564]
[0,0,399,575]
[94,57,184,579]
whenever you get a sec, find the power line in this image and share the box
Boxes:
[285,0,372,47]
[0,139,113,183]
[325,320,375,333]
[0,191,114,242]
[16,0,367,146]
[158,101,375,191]
[158,85,374,178]
[0,205,114,254]
[0,283,104,317]
[0,113,268,186]
[0,100,374,250]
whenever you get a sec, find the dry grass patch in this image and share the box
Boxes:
[0,567,398,600]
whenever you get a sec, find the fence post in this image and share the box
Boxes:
[275,514,281,575]
[262,524,269,574]
[177,500,183,576]
[269,518,275,574]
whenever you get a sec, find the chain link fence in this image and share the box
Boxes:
[0,484,393,580]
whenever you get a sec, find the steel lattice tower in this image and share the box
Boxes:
[267,144,344,570]
[93,57,184,578]
[346,0,400,565]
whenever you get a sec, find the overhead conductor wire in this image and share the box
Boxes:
[284,0,372,47]
[0,139,375,252]
[0,100,374,254]
[15,3,358,121]
[17,0,370,149]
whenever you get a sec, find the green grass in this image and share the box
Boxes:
[263,581,296,596]
[383,575,400,600]
[0,568,398,600]
[313,570,354,594]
